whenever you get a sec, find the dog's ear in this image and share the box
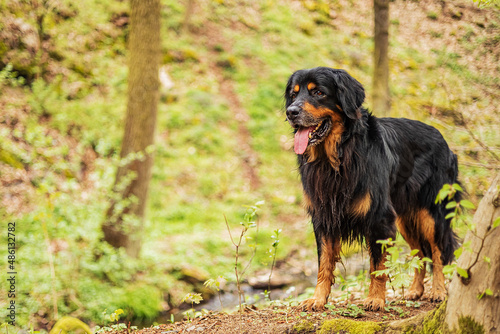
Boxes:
[331,69,365,120]
[284,73,295,106]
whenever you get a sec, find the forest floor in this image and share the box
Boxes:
[107,280,441,333]
[111,299,437,334]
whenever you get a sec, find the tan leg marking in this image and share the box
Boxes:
[396,216,426,300]
[418,209,446,302]
[364,259,388,311]
[301,237,341,311]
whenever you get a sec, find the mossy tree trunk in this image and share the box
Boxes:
[102,0,161,258]
[373,0,390,116]
[444,172,500,333]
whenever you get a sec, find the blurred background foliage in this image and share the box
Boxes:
[0,0,498,330]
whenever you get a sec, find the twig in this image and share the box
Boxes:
[267,250,277,300]
[460,161,500,169]
[456,111,500,162]
[206,322,218,331]
[439,82,500,162]
[224,214,236,247]
[224,215,244,313]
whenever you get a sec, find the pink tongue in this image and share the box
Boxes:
[294,127,314,154]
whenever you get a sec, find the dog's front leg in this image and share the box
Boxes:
[301,236,341,311]
[364,257,388,311]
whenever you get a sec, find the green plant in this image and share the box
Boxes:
[426,11,438,20]
[267,228,282,299]
[181,293,203,322]
[385,303,409,318]
[436,183,476,280]
[204,276,226,310]
[95,309,136,334]
[336,273,358,303]
[224,200,264,313]
[437,183,499,300]
[103,309,124,322]
[0,64,25,88]
[326,304,365,318]
[373,238,431,299]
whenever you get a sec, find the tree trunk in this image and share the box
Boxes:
[373,0,390,116]
[102,0,161,258]
[445,173,500,333]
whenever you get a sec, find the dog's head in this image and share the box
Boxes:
[285,67,365,155]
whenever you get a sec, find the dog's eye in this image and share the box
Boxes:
[314,90,325,97]
[291,93,297,100]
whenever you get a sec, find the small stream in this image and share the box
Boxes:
[149,252,372,325]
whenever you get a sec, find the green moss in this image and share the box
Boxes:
[402,301,449,334]
[457,316,485,334]
[318,319,381,334]
[420,301,447,334]
[412,304,485,334]
[293,320,315,333]
[49,316,92,334]
[0,148,24,169]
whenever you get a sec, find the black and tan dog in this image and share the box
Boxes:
[285,67,459,311]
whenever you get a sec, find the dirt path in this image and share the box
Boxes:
[197,19,261,191]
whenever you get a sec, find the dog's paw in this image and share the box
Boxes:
[363,297,385,311]
[429,289,446,302]
[300,297,327,311]
[406,288,424,300]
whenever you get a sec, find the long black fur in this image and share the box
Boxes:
[285,67,459,268]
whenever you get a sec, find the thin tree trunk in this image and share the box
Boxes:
[373,0,390,116]
[102,0,161,258]
[445,173,500,333]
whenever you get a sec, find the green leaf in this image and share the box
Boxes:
[445,212,456,219]
[183,292,203,304]
[410,249,420,256]
[485,288,493,296]
[443,264,456,275]
[445,201,457,209]
[457,267,468,279]
[435,188,449,204]
[483,256,491,264]
[454,247,463,258]
[492,217,500,229]
[452,183,464,192]
[460,200,476,209]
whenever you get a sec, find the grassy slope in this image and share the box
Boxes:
[0,0,498,328]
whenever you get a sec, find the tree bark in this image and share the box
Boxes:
[102,0,161,258]
[445,173,500,333]
[373,0,390,116]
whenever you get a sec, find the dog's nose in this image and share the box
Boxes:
[286,105,301,120]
